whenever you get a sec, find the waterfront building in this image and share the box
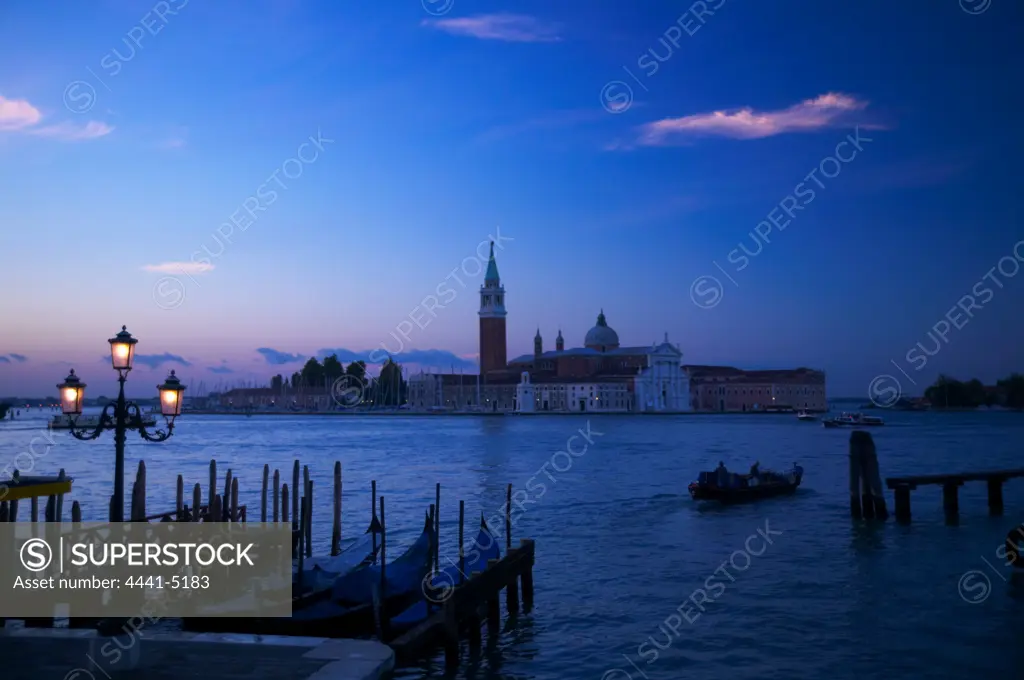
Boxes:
[686,365,827,412]
[407,244,690,413]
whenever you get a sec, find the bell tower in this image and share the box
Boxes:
[479,242,507,376]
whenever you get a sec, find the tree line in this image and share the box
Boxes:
[267,354,406,406]
[924,374,1024,409]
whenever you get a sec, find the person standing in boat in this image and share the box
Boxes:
[716,461,728,487]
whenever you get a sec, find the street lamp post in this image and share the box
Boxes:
[57,326,186,523]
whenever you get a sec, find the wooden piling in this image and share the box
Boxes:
[848,433,864,519]
[44,495,55,522]
[297,496,306,585]
[379,496,387,596]
[435,482,441,574]
[273,469,280,522]
[231,477,239,522]
[371,480,378,559]
[505,484,519,615]
[71,500,81,524]
[176,475,184,520]
[943,481,961,521]
[30,495,38,522]
[211,494,222,523]
[282,484,289,525]
[292,460,300,529]
[209,459,217,510]
[192,483,202,521]
[8,498,18,522]
[894,484,912,523]
[459,500,465,581]
[988,478,1005,515]
[0,503,8,522]
[223,469,233,520]
[486,558,501,637]
[305,480,314,558]
[55,468,68,522]
[331,461,342,556]
[261,464,269,522]
[520,539,535,611]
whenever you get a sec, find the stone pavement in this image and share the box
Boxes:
[0,626,394,679]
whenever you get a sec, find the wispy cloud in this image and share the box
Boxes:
[7,354,27,363]
[29,121,113,141]
[0,356,9,364]
[0,95,42,130]
[208,364,234,374]
[422,13,561,43]
[317,347,477,370]
[0,94,112,141]
[142,262,215,275]
[99,353,191,369]
[633,93,872,146]
[257,348,306,365]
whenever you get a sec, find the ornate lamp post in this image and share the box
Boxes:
[57,326,186,522]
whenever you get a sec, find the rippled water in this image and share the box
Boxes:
[3,409,1024,679]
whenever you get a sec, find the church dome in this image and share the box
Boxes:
[584,310,619,350]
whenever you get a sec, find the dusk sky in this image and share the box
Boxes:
[1,0,1022,399]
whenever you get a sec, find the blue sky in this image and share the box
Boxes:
[1,0,1022,399]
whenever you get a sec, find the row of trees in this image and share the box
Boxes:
[267,354,407,406]
[924,374,1024,409]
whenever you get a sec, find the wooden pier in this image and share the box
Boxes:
[389,538,535,669]
[885,468,1024,523]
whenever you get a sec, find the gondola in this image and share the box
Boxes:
[292,518,382,596]
[183,512,433,636]
[389,515,501,633]
[688,465,803,503]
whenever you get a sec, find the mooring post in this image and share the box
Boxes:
[379,496,387,602]
[371,480,378,559]
[222,469,232,520]
[443,598,459,671]
[850,431,875,519]
[520,539,535,611]
[272,471,280,522]
[192,483,201,522]
[893,484,911,522]
[261,464,269,523]
[486,558,501,637]
[305,479,314,556]
[467,572,482,652]
[459,500,465,581]
[435,482,441,574]
[988,478,1005,516]
[505,484,519,614]
[332,461,342,556]
[176,475,184,520]
[943,481,961,522]
[848,440,863,519]
[292,460,300,530]
[281,484,290,525]
[231,477,240,523]
[30,495,38,522]
[209,459,216,510]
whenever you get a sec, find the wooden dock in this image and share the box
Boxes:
[389,537,535,670]
[885,468,1024,522]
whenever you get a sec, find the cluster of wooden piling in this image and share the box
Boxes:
[390,484,536,671]
[848,431,888,520]
[0,469,77,524]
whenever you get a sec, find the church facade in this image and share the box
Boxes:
[406,244,691,413]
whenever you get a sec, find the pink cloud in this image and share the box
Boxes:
[29,121,114,141]
[422,13,560,43]
[0,94,113,141]
[0,95,42,130]
[635,92,872,146]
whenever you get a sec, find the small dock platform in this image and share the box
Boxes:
[0,627,394,680]
[390,538,535,670]
[885,468,1024,522]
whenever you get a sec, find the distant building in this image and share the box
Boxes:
[686,365,827,412]
[407,244,690,413]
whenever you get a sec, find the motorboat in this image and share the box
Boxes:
[796,410,817,422]
[689,464,803,503]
